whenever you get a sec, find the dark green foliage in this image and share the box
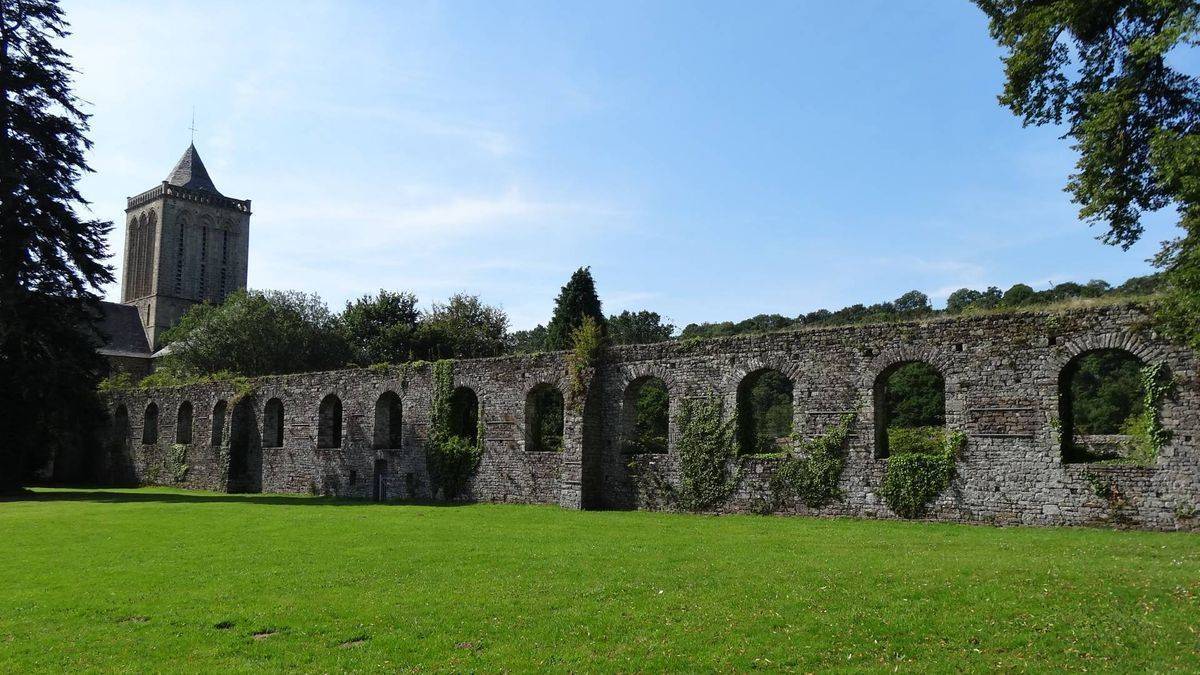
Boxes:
[676,396,737,511]
[976,0,1200,349]
[417,293,509,360]
[608,310,675,345]
[769,411,856,509]
[425,435,479,501]
[882,362,945,429]
[544,267,606,351]
[158,290,351,378]
[508,324,548,354]
[1066,350,1144,435]
[0,0,114,490]
[887,426,947,456]
[526,385,564,452]
[946,287,1001,313]
[341,290,420,364]
[623,378,668,454]
[163,290,508,380]
[881,452,957,519]
[736,370,794,455]
[880,429,965,518]
[424,361,481,500]
[1001,283,1036,306]
[893,290,933,315]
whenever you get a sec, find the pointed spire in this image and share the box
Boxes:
[165,143,221,195]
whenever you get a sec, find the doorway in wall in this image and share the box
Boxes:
[373,459,387,502]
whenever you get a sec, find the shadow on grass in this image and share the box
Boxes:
[1,487,476,508]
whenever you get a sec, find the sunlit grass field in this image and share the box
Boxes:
[1,488,1197,672]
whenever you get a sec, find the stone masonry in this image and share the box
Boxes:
[101,304,1200,530]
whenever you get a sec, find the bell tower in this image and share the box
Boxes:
[121,144,251,348]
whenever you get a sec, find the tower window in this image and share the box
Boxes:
[199,226,208,298]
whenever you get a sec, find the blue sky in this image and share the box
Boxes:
[64,1,1179,330]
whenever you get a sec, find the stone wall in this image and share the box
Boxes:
[101,305,1200,530]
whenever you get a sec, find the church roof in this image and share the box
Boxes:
[95,301,151,357]
[165,143,222,195]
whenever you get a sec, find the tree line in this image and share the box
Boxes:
[679,274,1161,340]
[133,267,1165,387]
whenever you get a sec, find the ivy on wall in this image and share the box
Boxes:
[676,395,738,511]
[626,455,676,510]
[880,428,966,518]
[424,359,481,500]
[168,443,189,483]
[1132,362,1173,462]
[768,410,858,510]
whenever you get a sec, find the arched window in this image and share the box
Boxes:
[142,402,159,444]
[113,405,129,450]
[211,400,227,447]
[373,391,402,449]
[449,387,479,446]
[263,398,285,448]
[176,401,193,444]
[1059,349,1157,463]
[873,361,945,459]
[622,376,668,454]
[525,384,564,452]
[318,394,342,448]
[736,369,793,455]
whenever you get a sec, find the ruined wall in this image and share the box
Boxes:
[102,305,1200,530]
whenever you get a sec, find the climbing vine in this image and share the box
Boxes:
[424,359,481,500]
[168,443,189,483]
[768,410,857,510]
[880,428,966,518]
[676,395,738,511]
[1137,362,1172,460]
[626,455,677,510]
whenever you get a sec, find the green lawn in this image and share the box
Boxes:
[2,489,1198,672]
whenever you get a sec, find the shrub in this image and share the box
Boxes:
[426,435,480,501]
[769,411,856,509]
[880,428,965,518]
[567,316,605,406]
[887,426,945,455]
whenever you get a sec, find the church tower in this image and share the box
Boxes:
[121,144,251,348]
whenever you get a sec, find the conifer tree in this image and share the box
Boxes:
[544,266,606,351]
[0,0,113,491]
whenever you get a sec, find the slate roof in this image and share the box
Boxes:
[165,143,222,195]
[96,301,151,357]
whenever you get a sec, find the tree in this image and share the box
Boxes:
[893,290,933,316]
[946,288,982,314]
[544,267,606,351]
[419,293,509,359]
[884,362,946,429]
[508,324,548,354]
[341,290,420,364]
[158,290,351,377]
[0,0,114,490]
[608,310,675,345]
[1001,283,1036,306]
[976,0,1200,348]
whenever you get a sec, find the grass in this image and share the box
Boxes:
[1,488,1198,672]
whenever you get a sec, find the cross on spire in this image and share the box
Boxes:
[189,107,196,143]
